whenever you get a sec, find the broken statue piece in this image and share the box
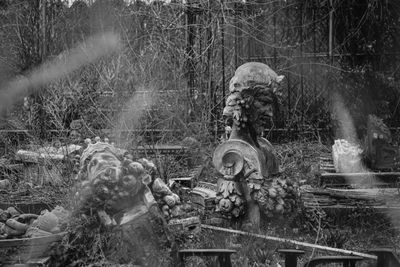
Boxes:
[0,205,69,239]
[364,115,400,170]
[73,137,176,265]
[75,137,181,224]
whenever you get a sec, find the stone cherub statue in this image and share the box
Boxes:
[213,62,298,231]
[73,138,180,265]
[75,137,180,224]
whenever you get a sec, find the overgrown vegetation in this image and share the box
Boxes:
[177,142,400,267]
[0,0,399,145]
[33,141,396,266]
[0,0,399,266]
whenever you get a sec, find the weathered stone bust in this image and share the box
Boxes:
[213,62,296,231]
[223,62,284,141]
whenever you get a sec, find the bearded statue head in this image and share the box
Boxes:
[223,62,284,136]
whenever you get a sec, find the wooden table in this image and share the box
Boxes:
[369,248,400,267]
[0,233,65,266]
[278,249,305,267]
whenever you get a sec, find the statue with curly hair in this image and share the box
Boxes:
[73,138,178,265]
[213,62,298,231]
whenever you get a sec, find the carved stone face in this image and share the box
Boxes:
[223,62,284,134]
[86,151,122,182]
[77,143,149,214]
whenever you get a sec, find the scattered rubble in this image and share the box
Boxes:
[365,114,400,170]
[168,216,201,234]
[189,182,217,210]
[14,143,82,186]
[0,205,69,239]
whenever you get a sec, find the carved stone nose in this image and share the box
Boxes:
[223,106,231,117]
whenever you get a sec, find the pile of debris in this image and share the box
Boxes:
[0,205,69,239]
[2,143,83,187]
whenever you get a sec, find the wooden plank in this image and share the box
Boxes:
[327,188,400,195]
[0,233,65,249]
[322,183,394,188]
[319,172,400,187]
[179,248,236,256]
[319,157,333,162]
[303,186,400,209]
[317,205,400,210]
[320,172,400,178]
[320,163,334,168]
[320,167,336,173]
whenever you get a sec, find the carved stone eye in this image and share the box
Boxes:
[123,175,137,185]
[90,158,98,168]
